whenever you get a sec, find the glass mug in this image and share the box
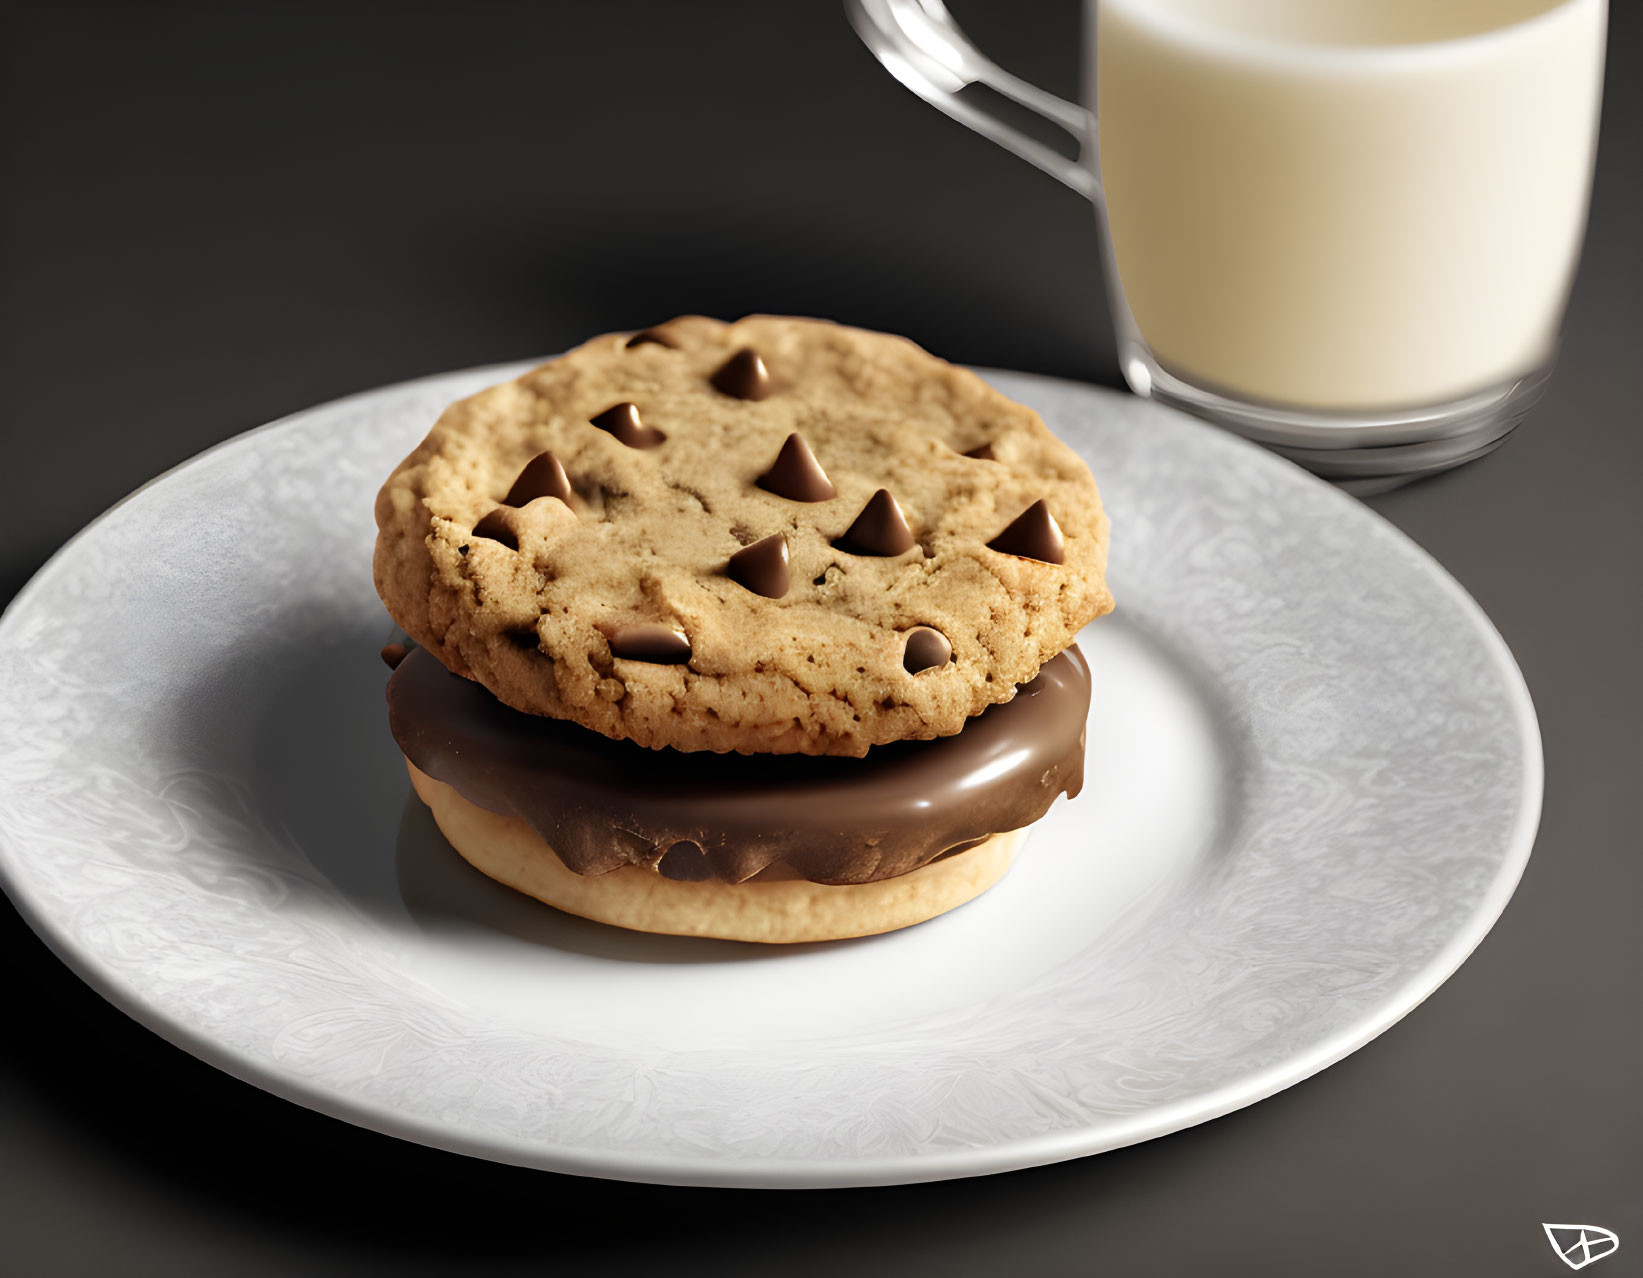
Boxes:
[849,0,1607,469]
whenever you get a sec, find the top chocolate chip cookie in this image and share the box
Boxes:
[373,315,1113,756]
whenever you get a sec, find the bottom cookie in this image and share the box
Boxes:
[406,759,1026,944]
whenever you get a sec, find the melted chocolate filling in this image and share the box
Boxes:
[387,645,1088,885]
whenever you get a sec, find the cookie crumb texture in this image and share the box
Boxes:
[373,315,1113,755]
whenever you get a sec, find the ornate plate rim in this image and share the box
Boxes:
[0,363,1542,1187]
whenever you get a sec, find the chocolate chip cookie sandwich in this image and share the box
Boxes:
[374,315,1113,942]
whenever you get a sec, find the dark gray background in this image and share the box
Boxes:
[2,2,1638,1275]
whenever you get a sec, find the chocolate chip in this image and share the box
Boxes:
[458,544,470,556]
[625,328,677,349]
[591,402,666,449]
[657,840,715,881]
[504,450,573,506]
[964,443,996,461]
[380,642,409,670]
[902,627,952,674]
[605,622,691,664]
[756,433,835,502]
[472,508,519,551]
[833,489,915,556]
[710,348,772,401]
[727,533,789,599]
[987,500,1065,564]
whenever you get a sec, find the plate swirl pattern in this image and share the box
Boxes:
[0,365,1539,1186]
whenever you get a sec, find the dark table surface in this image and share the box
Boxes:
[3,3,1639,1275]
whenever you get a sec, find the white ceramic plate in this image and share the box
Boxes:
[0,365,1540,1188]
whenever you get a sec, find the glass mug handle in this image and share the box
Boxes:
[845,0,1099,200]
